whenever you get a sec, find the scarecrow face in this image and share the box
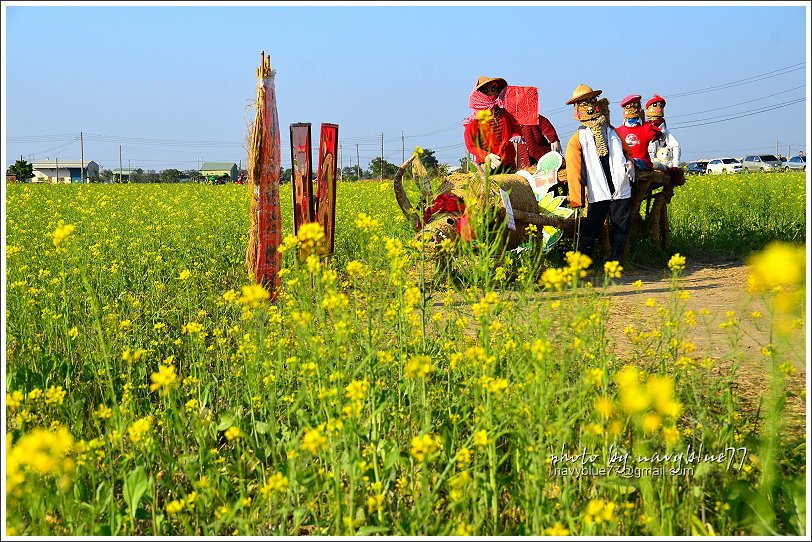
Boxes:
[574,97,602,121]
[622,100,643,120]
[480,81,505,97]
[646,101,665,120]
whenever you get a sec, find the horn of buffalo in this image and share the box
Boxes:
[393,155,420,230]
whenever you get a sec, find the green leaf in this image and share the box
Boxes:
[724,479,777,535]
[216,415,234,431]
[122,467,148,519]
[254,421,269,434]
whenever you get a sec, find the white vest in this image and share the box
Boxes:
[578,125,632,203]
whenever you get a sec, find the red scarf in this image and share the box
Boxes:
[463,87,507,126]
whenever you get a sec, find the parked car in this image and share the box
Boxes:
[783,155,806,171]
[741,154,784,172]
[706,158,743,174]
[685,161,708,175]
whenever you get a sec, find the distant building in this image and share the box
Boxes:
[200,162,238,182]
[32,160,99,183]
[110,168,137,182]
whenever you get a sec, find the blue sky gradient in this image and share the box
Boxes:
[2,3,809,172]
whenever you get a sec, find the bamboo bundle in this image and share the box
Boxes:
[245,51,283,299]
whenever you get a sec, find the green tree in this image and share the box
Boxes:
[420,148,440,174]
[341,166,359,181]
[130,168,145,183]
[7,159,34,182]
[160,168,183,184]
[99,169,113,183]
[368,157,398,179]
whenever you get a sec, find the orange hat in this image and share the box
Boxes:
[620,94,642,107]
[646,94,666,108]
[475,76,507,91]
[566,84,602,105]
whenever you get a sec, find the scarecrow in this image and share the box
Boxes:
[646,94,685,186]
[463,76,524,173]
[564,84,635,262]
[615,94,662,171]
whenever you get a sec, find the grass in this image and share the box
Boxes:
[3,170,807,536]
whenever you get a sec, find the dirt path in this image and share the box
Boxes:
[604,257,806,436]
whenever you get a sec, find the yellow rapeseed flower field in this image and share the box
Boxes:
[3,174,806,536]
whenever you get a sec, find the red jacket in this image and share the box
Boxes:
[517,115,559,167]
[615,122,661,168]
[464,108,522,168]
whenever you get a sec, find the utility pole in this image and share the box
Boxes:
[380,133,384,180]
[339,144,343,180]
[401,130,405,164]
[129,160,131,184]
[776,140,779,158]
[119,146,123,183]
[80,131,84,183]
[356,144,360,180]
[56,157,59,183]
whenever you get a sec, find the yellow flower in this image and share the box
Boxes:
[127,416,153,445]
[604,260,623,279]
[455,446,472,466]
[584,498,617,525]
[166,499,185,514]
[642,413,662,433]
[302,426,327,454]
[476,109,494,123]
[595,397,614,419]
[260,472,289,496]
[345,379,370,401]
[52,223,76,246]
[667,253,686,272]
[224,426,242,441]
[747,242,805,293]
[354,212,380,232]
[405,354,435,379]
[662,426,680,445]
[44,385,66,406]
[238,283,270,308]
[95,404,113,420]
[178,269,191,281]
[149,363,178,395]
[544,522,570,536]
[585,368,603,388]
[566,251,592,271]
[346,260,370,279]
[473,429,490,448]
[410,433,440,461]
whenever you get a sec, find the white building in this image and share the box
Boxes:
[32,160,99,183]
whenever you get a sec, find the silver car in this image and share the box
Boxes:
[782,156,806,171]
[741,154,783,172]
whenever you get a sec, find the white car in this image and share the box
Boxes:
[706,158,743,174]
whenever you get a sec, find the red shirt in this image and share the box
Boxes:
[517,115,560,167]
[615,122,661,168]
[464,108,522,168]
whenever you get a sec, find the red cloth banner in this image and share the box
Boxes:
[290,123,314,234]
[504,86,539,126]
[255,55,282,298]
[316,123,339,255]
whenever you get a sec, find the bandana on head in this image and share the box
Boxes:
[463,86,507,126]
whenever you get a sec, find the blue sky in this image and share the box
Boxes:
[2,2,809,173]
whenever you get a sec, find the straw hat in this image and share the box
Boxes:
[475,76,507,91]
[620,94,642,107]
[566,84,602,105]
[646,94,666,108]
